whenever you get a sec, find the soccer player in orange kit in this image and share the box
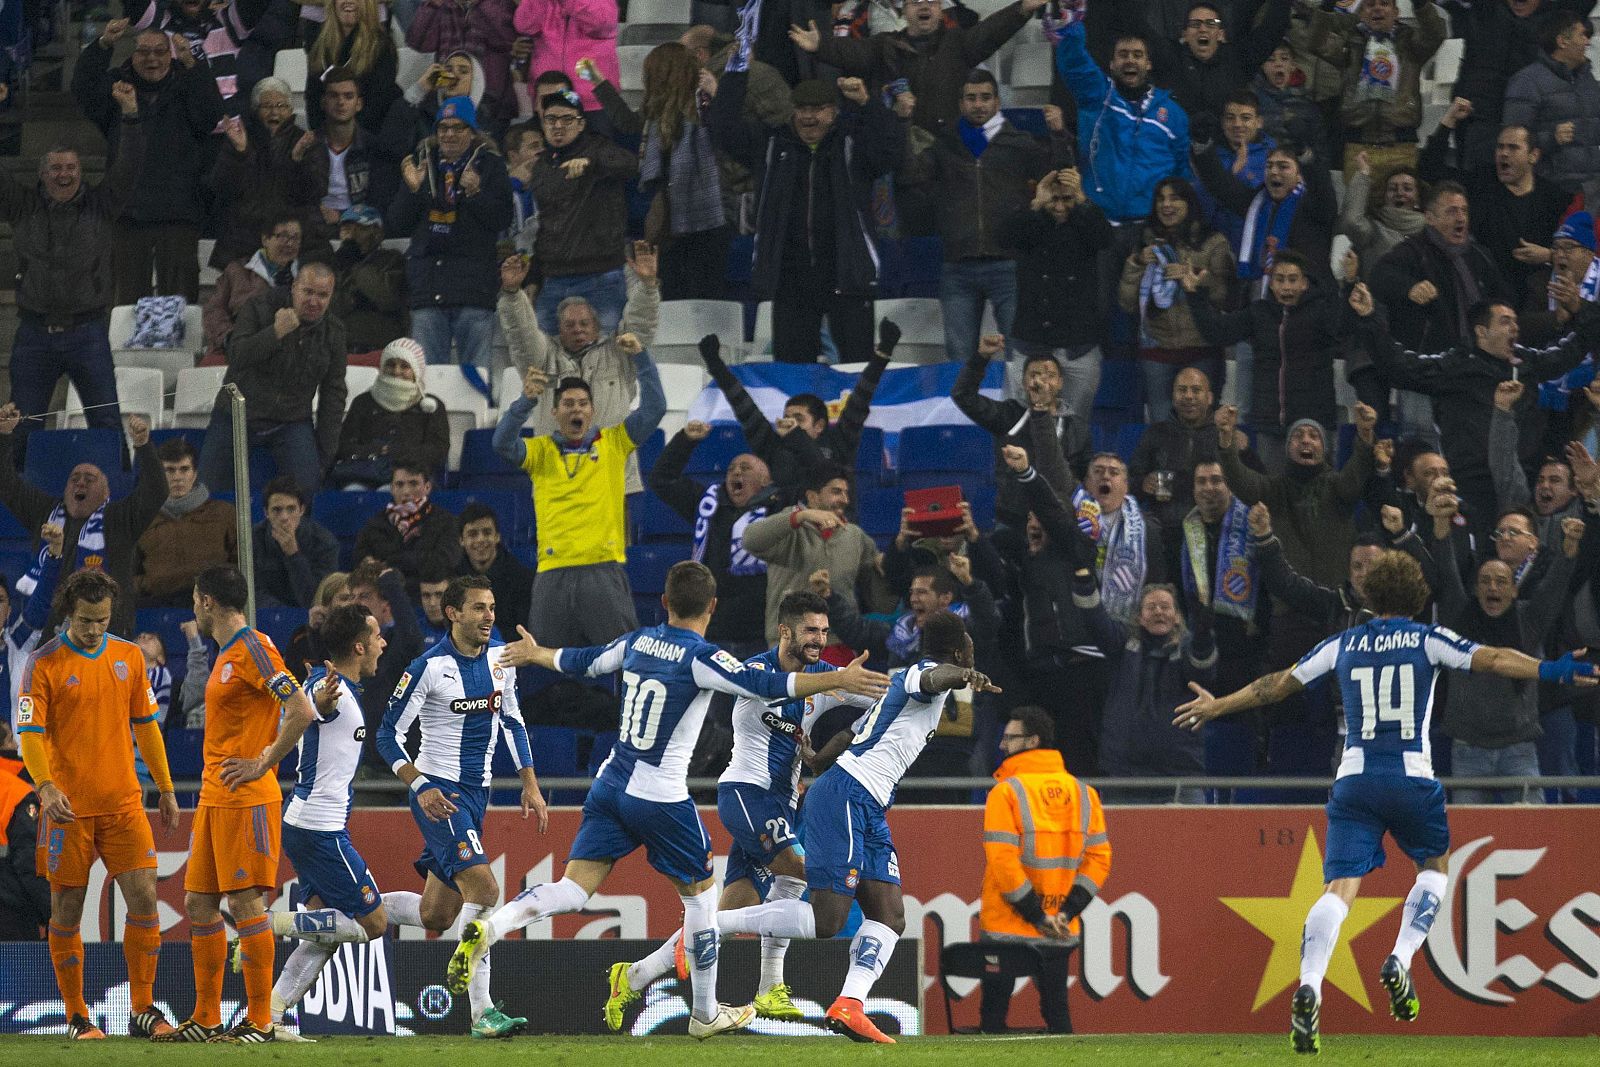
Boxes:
[156,566,318,1043]
[17,569,180,1040]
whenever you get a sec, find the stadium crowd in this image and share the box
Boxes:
[5,0,1600,831]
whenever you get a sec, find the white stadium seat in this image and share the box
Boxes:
[617,45,653,109]
[173,366,228,429]
[652,300,745,364]
[345,365,379,408]
[657,363,709,412]
[874,298,946,363]
[425,367,492,471]
[61,366,166,430]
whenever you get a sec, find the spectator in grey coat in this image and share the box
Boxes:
[1504,9,1600,201]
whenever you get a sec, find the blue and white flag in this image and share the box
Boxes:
[726,0,761,74]
[686,361,1005,466]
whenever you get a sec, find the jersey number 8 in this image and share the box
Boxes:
[621,670,668,750]
[1350,665,1417,741]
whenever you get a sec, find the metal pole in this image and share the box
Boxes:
[224,384,255,627]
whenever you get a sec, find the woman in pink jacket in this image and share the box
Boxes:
[514,0,618,111]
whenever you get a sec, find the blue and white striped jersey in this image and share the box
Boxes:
[556,624,800,803]
[719,646,878,806]
[378,636,533,788]
[1292,618,1479,780]
[835,660,948,808]
[285,667,365,832]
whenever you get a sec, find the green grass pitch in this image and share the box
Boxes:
[4,1034,1598,1066]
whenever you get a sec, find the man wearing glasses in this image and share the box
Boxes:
[1111,1,1293,126]
[977,705,1109,1033]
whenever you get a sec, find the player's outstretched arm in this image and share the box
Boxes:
[919,663,1002,696]
[796,650,892,700]
[1174,669,1305,731]
[1472,646,1599,685]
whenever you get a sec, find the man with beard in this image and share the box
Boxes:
[1179,460,1268,712]
[0,406,163,637]
[1428,483,1582,803]
[1418,107,1570,310]
[1113,0,1292,129]
[602,590,881,1030]
[73,20,224,303]
[824,561,1000,670]
[648,421,775,656]
[1,79,140,462]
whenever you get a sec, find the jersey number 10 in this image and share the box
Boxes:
[1350,665,1417,741]
[621,670,668,750]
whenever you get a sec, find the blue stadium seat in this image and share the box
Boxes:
[636,428,666,476]
[633,593,664,626]
[459,428,527,476]
[877,236,944,298]
[898,425,994,490]
[625,542,692,595]
[683,422,749,476]
[856,485,903,538]
[1114,423,1146,462]
[1335,422,1357,468]
[0,507,25,540]
[256,606,308,657]
[0,545,35,588]
[435,488,532,545]
[165,727,205,788]
[312,491,391,538]
[23,429,123,492]
[1094,359,1141,413]
[635,490,693,540]
[966,484,997,530]
[509,542,538,569]
[856,425,888,485]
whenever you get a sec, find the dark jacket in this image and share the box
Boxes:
[954,357,1091,524]
[707,69,904,300]
[1123,0,1292,127]
[388,134,513,309]
[208,117,329,267]
[815,0,1032,131]
[1454,0,1596,135]
[1074,572,1216,778]
[252,516,340,609]
[455,547,535,642]
[648,428,775,646]
[1299,0,1446,142]
[315,125,403,246]
[524,127,637,279]
[1190,283,1350,434]
[1433,530,1572,748]
[1250,72,1330,164]
[1128,414,1265,533]
[221,288,348,461]
[1191,145,1338,286]
[354,500,463,587]
[0,116,143,320]
[335,392,451,479]
[1355,302,1600,495]
[0,435,167,636]
[904,118,1070,262]
[997,199,1112,349]
[306,29,401,136]
[331,242,409,352]
[1417,124,1572,309]
[71,38,224,225]
[1369,230,1512,353]
[1505,51,1600,196]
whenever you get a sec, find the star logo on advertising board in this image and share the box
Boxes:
[1219,827,1402,1012]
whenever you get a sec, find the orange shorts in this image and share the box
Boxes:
[185,803,281,895]
[36,809,157,887]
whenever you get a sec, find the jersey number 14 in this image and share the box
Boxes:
[621,670,667,750]
[1350,665,1416,741]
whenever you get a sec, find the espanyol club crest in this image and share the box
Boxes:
[1156,106,1168,123]
[114,661,129,681]
[493,666,504,682]
[220,662,235,683]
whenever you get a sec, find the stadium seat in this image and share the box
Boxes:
[617,45,652,108]
[625,542,692,595]
[172,366,227,429]
[635,490,694,541]
[62,366,164,430]
[1007,41,1054,105]
[435,488,532,544]
[313,490,391,538]
[636,427,666,475]
[0,544,36,588]
[165,728,206,787]
[682,422,750,475]
[197,238,220,288]
[657,362,709,411]
[654,300,745,364]
[873,298,946,362]
[256,606,309,655]
[856,485,904,538]
[1114,423,1146,463]
[898,425,994,489]
[395,45,434,94]
[0,505,28,540]
[425,367,492,470]
[1094,359,1141,414]
[272,48,308,112]
[750,301,773,357]
[23,429,123,492]
[877,237,944,298]
[110,302,202,392]
[459,427,528,476]
[346,365,379,407]
[857,425,888,484]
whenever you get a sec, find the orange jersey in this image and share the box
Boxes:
[17,634,158,818]
[201,628,299,809]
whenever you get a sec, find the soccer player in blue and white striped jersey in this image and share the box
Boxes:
[446,561,891,1040]
[1175,550,1598,1054]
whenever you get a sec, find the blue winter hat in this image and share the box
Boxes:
[1554,212,1597,251]
[436,95,478,130]
[338,204,383,227]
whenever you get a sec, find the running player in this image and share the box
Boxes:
[707,610,997,1044]
[605,589,878,1030]
[447,561,891,1040]
[158,566,320,1044]
[1173,550,1598,1054]
[17,570,178,1040]
[267,604,432,1039]
[376,575,549,1040]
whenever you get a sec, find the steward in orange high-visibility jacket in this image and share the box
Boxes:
[980,731,1111,943]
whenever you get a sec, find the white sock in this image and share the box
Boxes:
[459,902,493,1021]
[1299,893,1350,994]
[627,928,683,990]
[759,875,806,992]
[1391,870,1447,969]
[288,908,370,944]
[485,877,589,943]
[839,919,898,1002]
[682,886,720,1024]
[383,891,425,929]
[271,942,336,1017]
[716,896,816,940]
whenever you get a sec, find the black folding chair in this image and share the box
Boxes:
[938,941,1055,1035]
